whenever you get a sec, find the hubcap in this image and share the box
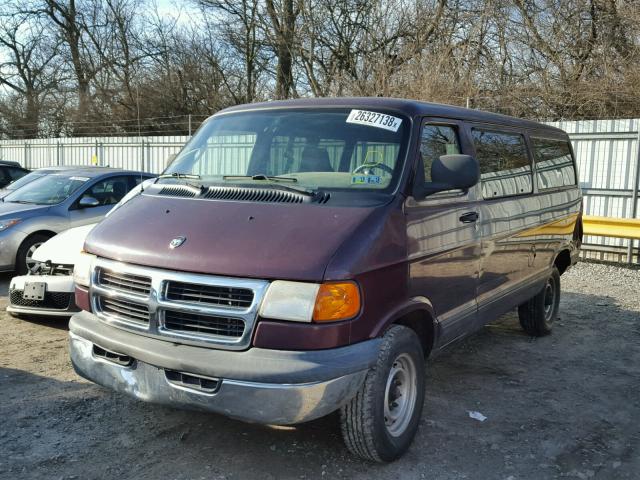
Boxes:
[384,353,418,437]
[25,242,43,271]
[543,279,555,321]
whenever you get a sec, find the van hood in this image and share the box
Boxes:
[84,194,376,281]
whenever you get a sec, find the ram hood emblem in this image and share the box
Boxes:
[169,236,186,249]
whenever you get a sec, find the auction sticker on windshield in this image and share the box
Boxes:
[69,177,90,181]
[346,110,402,132]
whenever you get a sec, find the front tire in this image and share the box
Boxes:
[518,266,561,336]
[340,325,425,462]
[15,234,50,275]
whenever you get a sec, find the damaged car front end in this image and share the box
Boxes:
[7,224,96,318]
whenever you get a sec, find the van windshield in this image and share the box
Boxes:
[164,108,410,194]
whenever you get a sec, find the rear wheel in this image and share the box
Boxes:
[340,325,425,462]
[15,234,50,275]
[518,266,560,336]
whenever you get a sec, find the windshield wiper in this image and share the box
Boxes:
[8,200,37,204]
[223,174,298,183]
[223,174,319,197]
[154,172,204,190]
[157,172,202,180]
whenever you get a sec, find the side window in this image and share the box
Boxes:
[531,137,576,189]
[472,129,532,198]
[85,176,131,206]
[420,124,461,182]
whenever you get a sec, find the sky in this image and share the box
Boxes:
[153,0,199,23]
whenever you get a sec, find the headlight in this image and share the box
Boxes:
[73,252,96,287]
[259,280,361,323]
[0,218,22,231]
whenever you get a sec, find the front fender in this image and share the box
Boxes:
[15,214,69,238]
[0,227,28,269]
[369,296,438,352]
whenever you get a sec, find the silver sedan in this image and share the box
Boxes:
[0,167,154,274]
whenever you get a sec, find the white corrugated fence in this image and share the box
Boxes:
[0,118,638,262]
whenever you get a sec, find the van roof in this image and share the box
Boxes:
[218,97,565,134]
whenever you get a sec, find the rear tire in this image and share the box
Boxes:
[15,233,51,275]
[518,266,560,336]
[340,325,425,462]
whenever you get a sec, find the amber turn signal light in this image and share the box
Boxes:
[312,282,361,322]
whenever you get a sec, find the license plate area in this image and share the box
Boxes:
[23,282,46,300]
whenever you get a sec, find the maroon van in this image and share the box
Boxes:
[69,98,582,462]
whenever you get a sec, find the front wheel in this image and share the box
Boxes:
[15,234,50,275]
[340,325,425,462]
[518,266,561,336]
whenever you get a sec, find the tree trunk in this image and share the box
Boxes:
[266,0,296,99]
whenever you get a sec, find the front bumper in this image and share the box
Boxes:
[8,274,79,317]
[69,311,380,425]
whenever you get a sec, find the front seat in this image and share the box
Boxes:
[299,146,333,172]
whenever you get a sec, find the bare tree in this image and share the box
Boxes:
[2,0,640,139]
[198,0,264,103]
[264,0,300,99]
[0,11,61,138]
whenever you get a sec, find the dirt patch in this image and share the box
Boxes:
[1,262,639,479]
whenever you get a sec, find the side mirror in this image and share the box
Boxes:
[78,196,100,208]
[415,154,479,198]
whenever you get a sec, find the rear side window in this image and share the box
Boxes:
[472,129,532,198]
[420,125,461,182]
[531,137,576,189]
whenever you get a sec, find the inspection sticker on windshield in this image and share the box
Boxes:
[351,175,381,185]
[69,176,90,181]
[346,110,402,132]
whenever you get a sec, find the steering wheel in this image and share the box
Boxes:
[353,162,394,176]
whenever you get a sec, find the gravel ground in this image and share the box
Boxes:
[0,262,639,480]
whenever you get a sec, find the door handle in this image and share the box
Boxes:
[459,211,479,223]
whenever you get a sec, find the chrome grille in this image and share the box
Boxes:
[98,296,150,324]
[97,268,151,296]
[90,258,268,350]
[163,310,244,337]
[165,281,253,308]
